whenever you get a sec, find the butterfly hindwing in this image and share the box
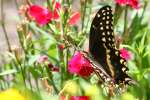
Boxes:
[89,5,132,84]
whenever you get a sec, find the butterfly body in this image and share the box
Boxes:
[89,5,132,84]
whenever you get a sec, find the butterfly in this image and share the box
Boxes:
[89,5,135,85]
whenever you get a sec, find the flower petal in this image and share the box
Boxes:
[28,5,52,25]
[120,48,131,60]
[70,96,90,100]
[52,67,59,72]
[68,12,80,25]
[68,52,93,77]
[115,0,140,9]
[115,0,127,6]
[53,9,60,20]
[68,52,83,73]
[54,2,61,10]
[128,0,140,9]
[52,1,61,20]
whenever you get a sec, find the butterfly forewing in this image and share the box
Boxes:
[89,5,132,84]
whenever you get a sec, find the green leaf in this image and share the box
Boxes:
[129,13,148,41]
[121,44,137,54]
[143,51,150,58]
[47,42,59,63]
[29,22,56,42]
[28,55,40,65]
[0,69,17,76]
[140,30,147,46]
[143,70,150,81]
[121,92,136,100]
[49,24,59,34]
[114,4,124,26]
[29,67,41,79]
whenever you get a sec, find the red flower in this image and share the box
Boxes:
[28,5,52,25]
[52,1,61,20]
[128,0,139,9]
[68,52,93,77]
[115,0,140,9]
[115,0,127,6]
[60,95,67,100]
[47,63,59,72]
[68,12,80,25]
[58,44,65,50]
[52,67,59,72]
[48,63,54,68]
[120,48,131,60]
[70,96,90,100]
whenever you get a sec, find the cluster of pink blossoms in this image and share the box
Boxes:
[115,0,140,9]
[27,1,80,26]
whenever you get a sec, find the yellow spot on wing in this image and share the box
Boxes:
[102,38,106,42]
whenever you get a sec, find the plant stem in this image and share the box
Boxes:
[13,51,27,87]
[124,6,127,34]
[28,73,33,92]
[140,1,147,22]
[35,79,40,92]
[47,79,59,94]
[20,64,27,87]
[25,0,32,5]
[123,6,128,43]
[46,66,59,93]
[81,0,87,30]
[58,47,64,88]
[84,1,92,33]
[1,0,12,52]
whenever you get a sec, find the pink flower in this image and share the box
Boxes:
[70,96,90,100]
[115,0,140,9]
[68,12,80,25]
[28,5,52,25]
[37,55,48,64]
[68,52,93,77]
[120,48,131,60]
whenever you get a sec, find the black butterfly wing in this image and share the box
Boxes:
[89,5,132,84]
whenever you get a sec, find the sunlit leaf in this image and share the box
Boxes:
[0,69,17,76]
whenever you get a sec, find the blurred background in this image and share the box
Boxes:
[0,0,150,100]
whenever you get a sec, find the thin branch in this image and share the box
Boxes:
[123,6,128,43]
[81,0,88,30]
